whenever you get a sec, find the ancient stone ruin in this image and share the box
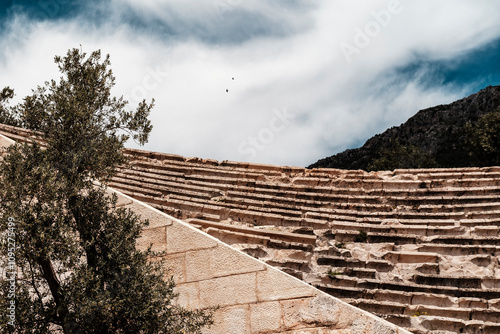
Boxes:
[1,123,500,333]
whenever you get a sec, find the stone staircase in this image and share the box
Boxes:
[1,123,499,334]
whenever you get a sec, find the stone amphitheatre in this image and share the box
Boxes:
[1,123,500,334]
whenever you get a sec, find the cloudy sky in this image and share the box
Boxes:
[1,1,499,167]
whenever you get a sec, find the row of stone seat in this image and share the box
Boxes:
[113,166,500,230]
[122,153,500,196]
[124,147,500,181]
[187,218,317,245]
[122,152,500,190]
[0,124,44,146]
[123,158,500,198]
[316,277,500,306]
[106,187,499,245]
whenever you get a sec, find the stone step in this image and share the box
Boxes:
[225,208,302,227]
[466,210,500,220]
[294,175,500,191]
[265,259,311,272]
[312,284,494,310]
[0,126,45,146]
[123,148,186,163]
[328,221,465,237]
[114,185,307,227]
[382,251,440,264]
[109,180,174,200]
[390,193,500,205]
[330,230,422,245]
[230,185,500,208]
[122,164,261,188]
[217,159,302,176]
[407,315,500,334]
[112,174,216,201]
[211,195,305,218]
[470,226,500,236]
[0,130,37,145]
[126,157,271,181]
[131,196,225,219]
[325,267,377,279]
[205,227,270,246]
[417,243,500,256]
[204,227,313,252]
[316,255,394,272]
[429,236,500,246]
[317,276,500,299]
[410,202,500,214]
[393,167,500,179]
[226,190,385,211]
[459,219,500,227]
[168,193,304,222]
[187,219,317,245]
[309,210,498,227]
[413,274,500,290]
[112,187,314,230]
[334,216,462,227]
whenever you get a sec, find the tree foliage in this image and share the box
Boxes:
[367,138,437,171]
[0,87,19,127]
[464,107,500,167]
[0,48,213,333]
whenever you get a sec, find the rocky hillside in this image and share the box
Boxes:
[309,85,500,170]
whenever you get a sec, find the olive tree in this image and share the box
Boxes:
[0,48,213,333]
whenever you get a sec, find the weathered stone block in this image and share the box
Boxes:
[185,244,266,283]
[202,305,249,334]
[166,221,218,254]
[281,295,339,330]
[162,252,186,283]
[257,267,315,302]
[125,201,173,228]
[199,273,257,307]
[174,282,200,309]
[136,226,166,252]
[250,301,281,333]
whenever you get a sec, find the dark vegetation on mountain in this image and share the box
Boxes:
[309,85,500,171]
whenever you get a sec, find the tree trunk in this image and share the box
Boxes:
[38,256,70,332]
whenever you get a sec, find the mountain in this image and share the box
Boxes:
[309,85,500,171]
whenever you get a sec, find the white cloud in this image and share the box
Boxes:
[0,0,499,166]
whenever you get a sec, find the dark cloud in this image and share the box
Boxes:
[392,37,500,95]
[111,1,316,45]
[0,0,316,45]
[1,0,83,22]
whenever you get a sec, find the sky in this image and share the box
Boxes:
[0,1,499,167]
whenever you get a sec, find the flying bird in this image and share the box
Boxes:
[227,77,234,92]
